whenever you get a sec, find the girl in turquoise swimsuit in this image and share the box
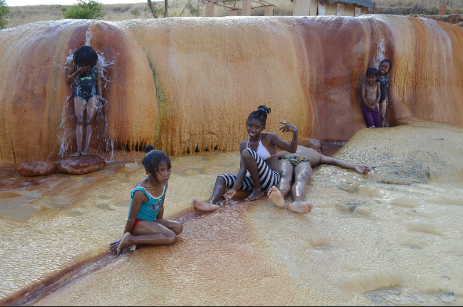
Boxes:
[110,150,183,255]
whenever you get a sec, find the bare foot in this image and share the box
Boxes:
[117,232,132,254]
[287,201,313,214]
[246,189,265,201]
[267,186,286,209]
[81,151,92,156]
[192,199,218,212]
[70,151,81,157]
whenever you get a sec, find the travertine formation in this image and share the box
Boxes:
[0,16,462,164]
[18,161,56,176]
[56,155,106,175]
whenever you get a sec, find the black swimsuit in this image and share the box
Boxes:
[74,67,98,101]
[376,73,389,104]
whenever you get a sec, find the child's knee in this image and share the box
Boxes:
[242,148,252,158]
[166,231,177,245]
[173,223,183,235]
[216,176,225,185]
[296,172,310,182]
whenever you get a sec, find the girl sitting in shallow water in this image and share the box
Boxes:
[110,150,183,255]
[192,105,299,212]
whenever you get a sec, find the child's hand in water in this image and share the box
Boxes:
[109,239,121,255]
[223,189,236,200]
[355,164,370,174]
[278,121,298,133]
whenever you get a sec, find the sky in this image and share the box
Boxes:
[9,0,145,6]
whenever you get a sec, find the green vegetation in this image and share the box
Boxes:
[58,0,107,19]
[5,0,463,28]
[0,0,10,29]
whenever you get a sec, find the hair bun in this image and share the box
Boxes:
[257,105,271,114]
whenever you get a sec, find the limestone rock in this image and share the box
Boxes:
[18,161,56,177]
[57,156,106,175]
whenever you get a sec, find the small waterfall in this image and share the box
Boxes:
[57,24,115,160]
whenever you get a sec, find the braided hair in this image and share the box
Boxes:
[73,45,98,68]
[247,105,271,127]
[142,150,171,181]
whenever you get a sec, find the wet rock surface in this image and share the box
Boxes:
[57,155,106,175]
[18,161,56,177]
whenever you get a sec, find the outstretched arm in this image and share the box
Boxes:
[319,155,370,174]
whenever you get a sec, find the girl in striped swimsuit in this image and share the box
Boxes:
[192,105,298,212]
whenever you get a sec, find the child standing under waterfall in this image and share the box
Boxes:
[66,45,105,157]
[192,105,299,212]
[110,150,183,255]
[377,59,392,127]
[361,68,382,128]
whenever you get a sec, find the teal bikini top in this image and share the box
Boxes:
[128,185,166,222]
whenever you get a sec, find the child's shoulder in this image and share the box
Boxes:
[263,132,277,138]
[132,178,149,191]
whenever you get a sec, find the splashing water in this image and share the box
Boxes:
[57,44,115,159]
[85,26,92,46]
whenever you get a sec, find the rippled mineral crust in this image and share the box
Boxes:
[0,16,462,163]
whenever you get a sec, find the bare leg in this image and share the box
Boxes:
[192,176,227,212]
[287,162,313,214]
[267,160,294,209]
[242,149,265,201]
[113,220,177,254]
[380,99,388,127]
[71,97,86,156]
[278,160,294,198]
[82,97,98,155]
[154,218,183,235]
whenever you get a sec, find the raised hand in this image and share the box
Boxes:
[278,121,298,133]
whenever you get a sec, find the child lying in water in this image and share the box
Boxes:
[267,140,370,214]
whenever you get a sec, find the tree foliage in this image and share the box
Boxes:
[0,0,10,29]
[59,0,107,20]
